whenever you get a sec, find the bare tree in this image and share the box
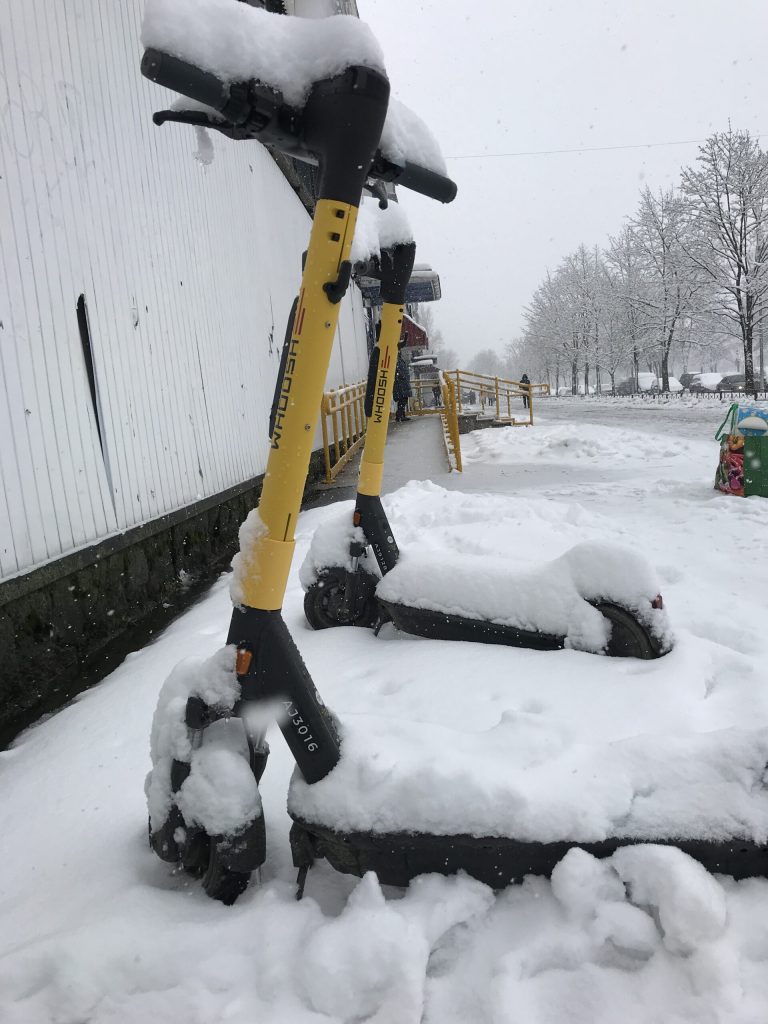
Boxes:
[595,259,636,393]
[468,348,504,376]
[680,128,768,390]
[605,225,652,386]
[524,269,574,391]
[627,187,705,391]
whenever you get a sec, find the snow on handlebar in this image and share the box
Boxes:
[140,48,456,204]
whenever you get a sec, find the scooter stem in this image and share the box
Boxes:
[228,67,389,783]
[355,241,416,573]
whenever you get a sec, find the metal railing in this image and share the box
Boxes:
[319,367,547,484]
[440,373,462,472]
[405,374,462,471]
[320,380,367,482]
[556,389,768,402]
[446,370,549,426]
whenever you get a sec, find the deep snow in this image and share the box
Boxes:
[2,399,768,1023]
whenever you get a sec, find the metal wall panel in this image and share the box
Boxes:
[0,0,369,581]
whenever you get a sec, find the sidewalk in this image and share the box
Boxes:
[307,413,449,506]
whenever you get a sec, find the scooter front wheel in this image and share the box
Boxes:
[202,842,252,906]
[304,568,378,630]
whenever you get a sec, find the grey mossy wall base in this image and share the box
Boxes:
[457,413,495,435]
[0,449,328,747]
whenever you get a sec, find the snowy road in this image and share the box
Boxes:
[2,399,768,1023]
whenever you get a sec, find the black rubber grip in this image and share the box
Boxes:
[141,49,230,113]
[364,345,380,419]
[396,162,457,204]
[269,296,299,441]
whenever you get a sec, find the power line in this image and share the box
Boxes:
[447,134,766,160]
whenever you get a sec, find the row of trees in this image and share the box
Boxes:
[509,129,768,393]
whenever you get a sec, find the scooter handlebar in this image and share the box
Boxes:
[141,48,458,203]
[142,49,231,115]
[381,160,457,205]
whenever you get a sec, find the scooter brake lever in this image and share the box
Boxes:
[153,108,269,142]
[153,108,224,129]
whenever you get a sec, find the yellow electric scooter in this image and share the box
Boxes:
[140,35,455,901]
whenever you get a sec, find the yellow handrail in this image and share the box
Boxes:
[318,367,547,484]
[447,370,549,426]
[440,373,462,472]
[401,373,463,471]
[320,380,367,482]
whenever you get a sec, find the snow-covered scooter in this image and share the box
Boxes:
[140,7,761,907]
[301,226,668,661]
[140,9,455,902]
[302,229,415,632]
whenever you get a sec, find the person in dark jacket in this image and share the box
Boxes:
[520,372,530,409]
[393,341,412,421]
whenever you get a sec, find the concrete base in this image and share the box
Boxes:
[0,449,328,747]
[458,413,495,435]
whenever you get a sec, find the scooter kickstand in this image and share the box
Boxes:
[296,864,310,901]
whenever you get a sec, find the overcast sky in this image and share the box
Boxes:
[361,0,768,363]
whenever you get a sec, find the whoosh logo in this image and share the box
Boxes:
[271,290,305,450]
[373,348,391,424]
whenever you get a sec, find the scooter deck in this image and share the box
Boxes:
[378,598,665,659]
[379,599,565,650]
[289,816,768,888]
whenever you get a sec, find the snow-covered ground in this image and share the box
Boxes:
[2,399,768,1023]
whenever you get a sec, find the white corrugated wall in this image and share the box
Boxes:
[0,0,370,582]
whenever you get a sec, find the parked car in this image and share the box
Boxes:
[688,372,722,393]
[665,376,683,393]
[717,373,768,393]
[616,373,659,395]
[679,372,698,391]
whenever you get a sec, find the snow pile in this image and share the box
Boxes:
[146,645,256,835]
[288,711,768,842]
[230,506,268,607]
[462,421,678,467]
[142,0,386,106]
[351,196,414,264]
[299,506,381,588]
[375,540,671,654]
[377,198,415,249]
[4,401,768,1022]
[610,845,727,954]
[354,193,415,262]
[300,872,491,1021]
[380,97,447,175]
[350,200,382,264]
[142,0,447,173]
[177,744,262,837]
[550,844,728,957]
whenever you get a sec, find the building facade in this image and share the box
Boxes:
[0,0,369,738]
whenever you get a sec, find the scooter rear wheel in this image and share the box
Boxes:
[304,568,378,630]
[596,601,662,659]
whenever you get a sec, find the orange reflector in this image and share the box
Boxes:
[235,648,253,675]
[651,594,664,610]
[353,510,361,527]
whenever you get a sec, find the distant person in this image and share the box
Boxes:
[520,372,530,409]
[393,341,412,422]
